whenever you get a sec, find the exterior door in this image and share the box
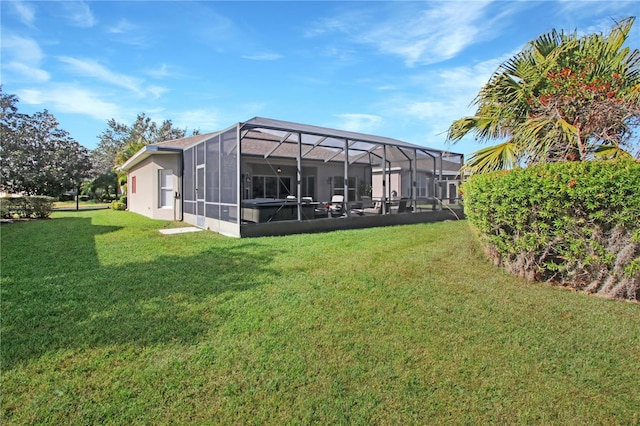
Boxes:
[196,165,205,227]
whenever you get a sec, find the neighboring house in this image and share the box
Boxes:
[119,117,464,237]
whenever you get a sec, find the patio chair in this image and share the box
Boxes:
[329,195,345,217]
[391,199,408,214]
[363,201,383,215]
[349,201,364,216]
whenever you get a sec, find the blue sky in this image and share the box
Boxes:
[1,1,638,156]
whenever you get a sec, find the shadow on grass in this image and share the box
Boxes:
[1,217,277,369]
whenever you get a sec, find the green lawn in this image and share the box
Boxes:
[1,210,639,425]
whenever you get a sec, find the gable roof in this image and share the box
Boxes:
[119,131,222,172]
[153,131,220,149]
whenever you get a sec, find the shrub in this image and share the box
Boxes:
[110,201,126,211]
[1,197,25,219]
[461,160,640,300]
[27,196,55,218]
[119,195,127,206]
[0,196,54,219]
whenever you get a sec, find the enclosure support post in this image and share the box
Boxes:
[412,149,418,212]
[382,145,387,215]
[432,156,437,211]
[297,132,302,221]
[438,152,443,211]
[343,138,349,217]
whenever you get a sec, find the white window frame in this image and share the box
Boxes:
[159,169,173,208]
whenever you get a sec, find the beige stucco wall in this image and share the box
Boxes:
[372,171,402,199]
[127,154,182,221]
[183,212,241,238]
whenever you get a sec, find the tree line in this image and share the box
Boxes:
[0,86,198,200]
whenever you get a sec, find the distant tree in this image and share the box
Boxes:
[80,171,118,202]
[91,118,130,176]
[92,113,198,175]
[448,17,640,173]
[0,87,92,197]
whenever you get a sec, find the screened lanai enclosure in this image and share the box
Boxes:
[122,117,464,237]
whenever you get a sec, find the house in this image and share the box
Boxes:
[119,117,464,237]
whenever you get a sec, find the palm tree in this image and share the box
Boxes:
[448,17,640,174]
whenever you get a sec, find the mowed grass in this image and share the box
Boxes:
[1,210,639,425]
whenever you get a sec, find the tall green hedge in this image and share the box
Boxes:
[461,160,640,300]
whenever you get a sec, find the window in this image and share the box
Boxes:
[159,169,173,208]
[252,175,291,198]
[416,174,433,197]
[131,176,137,194]
[301,176,315,199]
[416,174,428,197]
[333,176,356,201]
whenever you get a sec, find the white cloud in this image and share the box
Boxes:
[145,64,188,80]
[58,56,143,95]
[242,53,283,61]
[360,1,495,66]
[11,1,36,27]
[376,85,398,91]
[174,109,223,132]
[147,85,169,99]
[146,64,173,79]
[108,18,135,34]
[61,1,96,28]
[435,53,513,92]
[306,1,517,67]
[404,101,453,121]
[334,113,382,134]
[4,62,50,82]
[304,7,372,38]
[106,18,150,47]
[557,0,634,17]
[18,85,120,121]
[0,35,49,82]
[368,52,518,154]
[2,35,44,64]
[57,56,166,98]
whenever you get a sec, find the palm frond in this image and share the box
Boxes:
[462,141,520,174]
[592,144,634,160]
